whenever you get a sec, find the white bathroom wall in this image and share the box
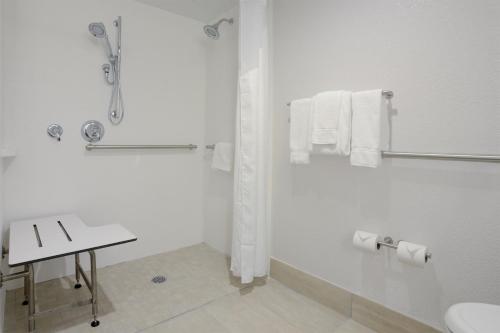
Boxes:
[0,0,5,327]
[272,0,500,329]
[203,7,238,255]
[2,0,207,283]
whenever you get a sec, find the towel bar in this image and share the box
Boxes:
[85,144,198,151]
[286,90,393,106]
[381,151,500,163]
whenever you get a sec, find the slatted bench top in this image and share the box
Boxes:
[9,214,137,267]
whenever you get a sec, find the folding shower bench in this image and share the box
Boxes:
[6,214,137,332]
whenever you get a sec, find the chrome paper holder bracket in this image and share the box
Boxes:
[377,236,432,262]
[377,236,398,250]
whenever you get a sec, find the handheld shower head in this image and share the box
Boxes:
[203,18,234,40]
[89,22,106,38]
[89,22,114,59]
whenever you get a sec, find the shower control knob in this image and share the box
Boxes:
[81,120,105,143]
[47,124,63,141]
[102,64,110,74]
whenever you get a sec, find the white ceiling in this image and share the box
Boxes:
[136,0,237,23]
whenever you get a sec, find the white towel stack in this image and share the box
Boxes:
[211,142,234,172]
[350,90,384,168]
[311,91,342,145]
[311,91,352,156]
[289,89,384,167]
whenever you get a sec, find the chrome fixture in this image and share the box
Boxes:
[381,151,500,163]
[85,144,198,151]
[0,247,30,305]
[89,17,124,125]
[151,275,167,284]
[206,144,215,150]
[81,120,105,143]
[377,236,432,262]
[377,236,398,250]
[286,90,394,107]
[203,18,234,40]
[47,124,63,141]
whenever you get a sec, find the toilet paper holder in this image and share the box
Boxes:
[377,236,432,262]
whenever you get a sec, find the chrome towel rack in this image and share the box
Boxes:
[85,144,198,151]
[381,151,500,163]
[286,90,394,106]
[284,88,500,163]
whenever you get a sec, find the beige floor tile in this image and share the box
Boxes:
[142,308,230,333]
[352,295,440,333]
[4,243,375,333]
[335,320,378,333]
[4,244,239,333]
[245,279,348,332]
[204,290,304,333]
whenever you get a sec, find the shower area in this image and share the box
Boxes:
[1,0,242,330]
[2,0,240,276]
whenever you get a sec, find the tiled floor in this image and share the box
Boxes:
[4,244,375,333]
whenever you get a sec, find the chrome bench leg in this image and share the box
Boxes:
[22,264,29,306]
[89,250,99,327]
[74,253,82,289]
[27,263,35,332]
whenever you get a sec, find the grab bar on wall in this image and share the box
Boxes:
[85,144,198,151]
[381,151,500,163]
[285,90,394,106]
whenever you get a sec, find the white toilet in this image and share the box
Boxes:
[445,303,500,333]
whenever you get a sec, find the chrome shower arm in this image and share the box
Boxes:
[214,18,234,27]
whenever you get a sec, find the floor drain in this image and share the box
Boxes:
[151,275,166,284]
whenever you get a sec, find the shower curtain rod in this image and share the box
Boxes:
[286,90,394,106]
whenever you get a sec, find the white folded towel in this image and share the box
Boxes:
[211,142,234,172]
[333,91,352,156]
[312,91,341,144]
[311,91,352,156]
[290,98,313,164]
[350,89,383,168]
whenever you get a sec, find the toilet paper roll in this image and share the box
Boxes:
[396,241,428,267]
[353,231,380,253]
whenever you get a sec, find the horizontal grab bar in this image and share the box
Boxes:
[286,90,393,106]
[381,151,500,163]
[85,144,198,151]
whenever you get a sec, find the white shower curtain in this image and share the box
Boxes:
[230,0,272,284]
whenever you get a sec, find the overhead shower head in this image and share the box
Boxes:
[203,25,220,39]
[203,18,234,40]
[89,22,107,38]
